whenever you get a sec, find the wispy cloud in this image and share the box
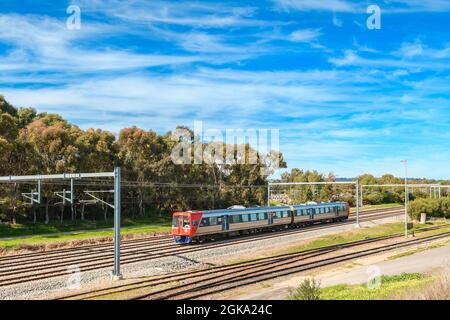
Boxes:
[329,48,450,70]
[0,14,210,73]
[288,28,322,42]
[71,0,266,28]
[273,0,358,13]
[0,1,449,179]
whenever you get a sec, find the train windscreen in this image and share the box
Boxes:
[172,216,178,227]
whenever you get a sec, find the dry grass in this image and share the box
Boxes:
[392,267,450,300]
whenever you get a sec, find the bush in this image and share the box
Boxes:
[289,278,321,300]
[408,197,450,220]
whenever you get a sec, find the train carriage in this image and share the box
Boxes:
[172,202,349,244]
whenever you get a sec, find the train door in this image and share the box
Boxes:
[309,208,314,220]
[268,212,273,225]
[181,215,191,233]
[222,215,229,231]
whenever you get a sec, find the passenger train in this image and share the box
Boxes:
[172,202,349,244]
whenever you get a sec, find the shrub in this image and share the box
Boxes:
[408,197,450,220]
[289,278,321,300]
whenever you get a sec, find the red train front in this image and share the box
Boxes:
[171,211,202,244]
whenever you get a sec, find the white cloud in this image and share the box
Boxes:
[288,28,321,42]
[383,0,450,13]
[273,0,450,14]
[0,14,210,73]
[329,48,450,70]
[71,0,267,28]
[273,0,358,13]
[396,41,424,58]
[395,40,450,60]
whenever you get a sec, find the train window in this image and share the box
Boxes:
[192,220,198,227]
[276,211,282,218]
[172,216,178,227]
[258,212,265,220]
[210,217,218,225]
[231,215,241,223]
[325,207,330,213]
[282,211,288,218]
[250,213,257,221]
[242,214,249,222]
[200,218,209,227]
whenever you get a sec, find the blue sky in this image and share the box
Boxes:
[0,0,449,179]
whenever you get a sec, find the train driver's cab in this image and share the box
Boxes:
[172,214,190,234]
[171,211,202,244]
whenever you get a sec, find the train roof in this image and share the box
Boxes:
[184,202,346,217]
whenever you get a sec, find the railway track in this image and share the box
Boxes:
[56,225,450,300]
[0,207,404,287]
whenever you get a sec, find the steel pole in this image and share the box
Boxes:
[70,179,74,220]
[113,167,122,280]
[356,180,360,226]
[37,180,41,203]
[402,160,408,238]
[267,183,270,207]
[360,184,363,208]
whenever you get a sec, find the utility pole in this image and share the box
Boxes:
[356,180,360,227]
[112,166,122,280]
[401,160,408,238]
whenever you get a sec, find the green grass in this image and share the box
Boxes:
[350,203,402,213]
[282,221,450,255]
[0,215,170,238]
[0,216,171,249]
[226,221,450,267]
[318,273,434,300]
[0,224,170,249]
